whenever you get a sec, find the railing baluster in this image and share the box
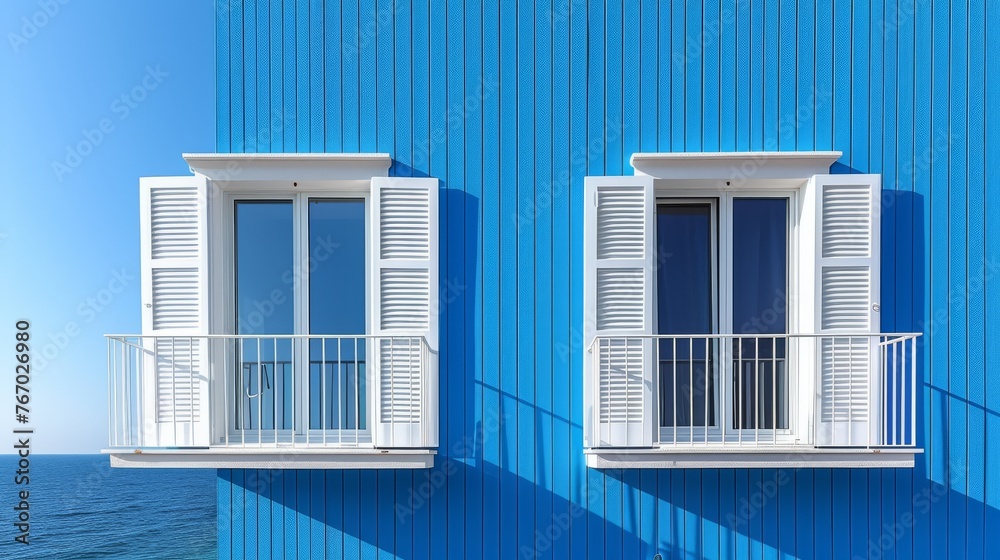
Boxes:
[672,337,677,445]
[772,336,777,445]
[754,336,759,447]
[704,337,710,445]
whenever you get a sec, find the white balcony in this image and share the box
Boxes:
[104,334,437,469]
[585,333,922,468]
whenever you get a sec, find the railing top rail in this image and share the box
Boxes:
[106,333,428,344]
[586,332,923,352]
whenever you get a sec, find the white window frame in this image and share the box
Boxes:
[583,152,918,469]
[222,190,373,445]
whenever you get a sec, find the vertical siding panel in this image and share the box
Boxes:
[231,0,245,151]
[702,0,720,152]
[232,470,245,559]
[464,1,485,558]
[481,2,501,559]
[747,470,762,560]
[534,0,555,554]
[243,0,257,152]
[850,0,870,170]
[850,470,869,560]
[498,0,518,557]
[217,4,231,152]
[718,469,736,558]
[670,0,685,150]
[376,0,394,156]
[394,473,412,560]
[324,0,341,152]
[794,469,814,560]
[360,471,377,559]
[358,0,377,152]
[760,469,777,560]
[295,0,310,152]
[701,470,720,560]
[269,0,283,152]
[670,469,686,557]
[327,472,344,560]
[256,0,270,151]
[605,0,624,172]
[310,471,325,560]
[623,0,640,158]
[657,0,671,151]
[812,469,832,560]
[245,471,258,558]
[219,470,233,560]
[271,472,285,559]
[255,471,269,559]
[639,470,657,558]
[777,0,795,150]
[734,470,750,558]
[831,470,849,560]
[831,0,850,160]
[447,0,468,556]
[813,0,832,149]
[966,3,987,560]
[394,0,411,175]
[893,1,916,555]
[550,0,572,557]
[309,0,324,151]
[734,0,751,152]
[639,0,658,152]
[341,0,359,152]
[748,0,763,150]
[343,471,361,560]
[795,0,815,150]
[948,3,970,558]
[658,471,673,555]
[761,0,778,149]
[720,0,737,152]
[985,5,1000,559]
[684,471,702,559]
[606,470,624,559]
[776,470,794,559]
[298,471,311,559]
[928,0,950,558]
[684,0,703,150]
[516,0,538,545]
[568,0,588,554]
[281,0,296,150]
[377,471,395,560]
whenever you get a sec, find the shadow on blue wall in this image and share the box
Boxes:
[222,188,1000,559]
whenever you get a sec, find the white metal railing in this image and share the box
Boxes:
[588,333,920,449]
[106,334,428,449]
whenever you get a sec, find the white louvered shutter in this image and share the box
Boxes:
[812,174,881,446]
[371,177,439,448]
[139,176,210,447]
[583,176,656,448]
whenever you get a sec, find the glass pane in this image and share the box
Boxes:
[234,201,294,432]
[308,199,367,430]
[656,203,716,428]
[731,198,789,430]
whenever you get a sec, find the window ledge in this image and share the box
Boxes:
[585,447,920,469]
[629,150,842,188]
[104,447,435,470]
[182,152,392,182]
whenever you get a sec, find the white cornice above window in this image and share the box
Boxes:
[182,152,392,183]
[630,151,842,188]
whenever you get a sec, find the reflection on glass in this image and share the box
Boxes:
[307,199,367,431]
[234,201,294,432]
[732,198,788,430]
[657,203,716,428]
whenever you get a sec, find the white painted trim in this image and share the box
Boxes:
[183,153,392,182]
[106,448,435,469]
[631,151,842,183]
[585,448,918,469]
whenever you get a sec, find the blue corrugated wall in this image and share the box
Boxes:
[215,0,999,558]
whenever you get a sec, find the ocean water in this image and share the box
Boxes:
[0,454,216,559]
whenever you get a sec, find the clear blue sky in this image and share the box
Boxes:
[0,2,215,453]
